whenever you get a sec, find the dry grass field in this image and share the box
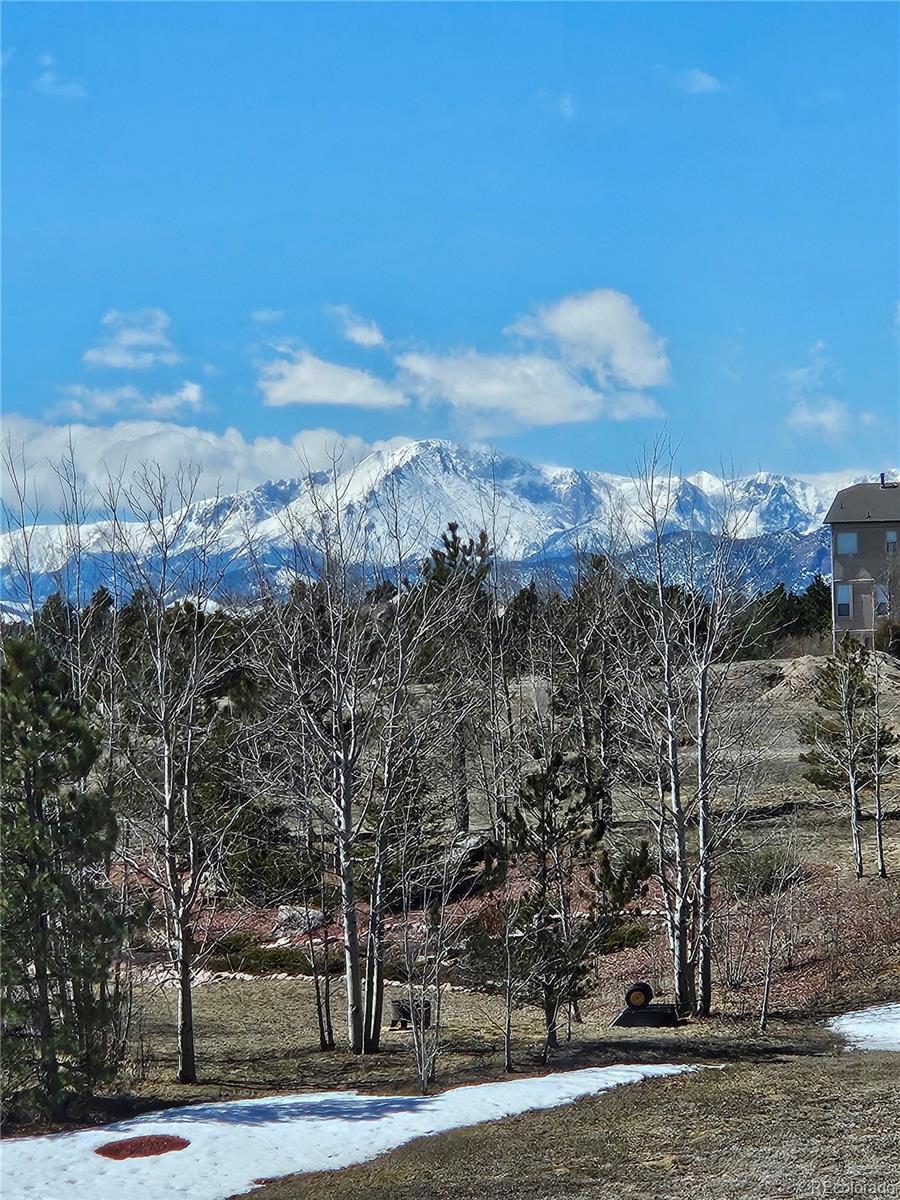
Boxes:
[126,973,842,1111]
[117,970,900,1200]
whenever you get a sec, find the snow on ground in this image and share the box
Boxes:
[829,1002,900,1052]
[0,1064,687,1200]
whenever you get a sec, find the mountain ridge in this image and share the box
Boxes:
[1,439,896,606]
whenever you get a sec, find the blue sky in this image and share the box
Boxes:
[2,2,898,503]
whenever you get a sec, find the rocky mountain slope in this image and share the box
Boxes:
[1,439,894,606]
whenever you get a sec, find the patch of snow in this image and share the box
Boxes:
[829,1002,900,1052]
[0,1064,689,1200]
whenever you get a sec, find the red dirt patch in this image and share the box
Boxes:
[95,1134,190,1159]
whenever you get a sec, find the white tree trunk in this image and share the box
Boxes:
[176,917,196,1084]
[335,757,364,1054]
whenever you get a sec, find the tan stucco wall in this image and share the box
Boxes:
[830,520,898,643]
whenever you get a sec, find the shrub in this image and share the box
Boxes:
[875,618,900,657]
[204,931,343,976]
[721,845,803,898]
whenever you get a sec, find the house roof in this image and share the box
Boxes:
[824,482,900,524]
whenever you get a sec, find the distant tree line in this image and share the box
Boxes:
[735,576,831,658]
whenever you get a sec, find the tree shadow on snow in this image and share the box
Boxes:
[112,1093,436,1130]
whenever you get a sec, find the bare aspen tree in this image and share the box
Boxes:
[483,889,538,1073]
[871,653,893,879]
[471,463,528,838]
[360,483,481,1053]
[252,458,481,1055]
[473,577,520,837]
[396,812,459,1093]
[681,479,763,1017]
[44,440,95,697]
[254,461,373,1054]
[105,464,248,1083]
[616,442,764,1017]
[391,665,493,1089]
[239,608,339,1054]
[247,554,337,1051]
[617,443,696,1015]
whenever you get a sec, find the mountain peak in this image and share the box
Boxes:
[1,440,873,604]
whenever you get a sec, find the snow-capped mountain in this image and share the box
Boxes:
[1,439,895,607]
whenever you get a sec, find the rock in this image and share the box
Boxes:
[273,906,326,936]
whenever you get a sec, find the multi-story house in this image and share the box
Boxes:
[824,474,900,648]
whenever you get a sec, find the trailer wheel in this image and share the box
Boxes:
[625,981,654,1009]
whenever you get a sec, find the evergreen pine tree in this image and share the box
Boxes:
[421,522,492,594]
[1,638,124,1120]
[504,749,650,1060]
[420,523,492,833]
[798,575,832,639]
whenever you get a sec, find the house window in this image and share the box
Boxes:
[836,531,858,555]
[875,584,890,618]
[887,531,898,554]
[836,584,852,618]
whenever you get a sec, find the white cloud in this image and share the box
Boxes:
[398,350,602,426]
[784,342,852,439]
[784,338,828,393]
[393,288,668,433]
[83,308,181,370]
[142,381,206,418]
[537,89,576,121]
[2,414,411,511]
[397,350,659,432]
[558,92,575,121]
[785,397,849,438]
[32,53,86,101]
[51,380,205,421]
[507,289,670,389]
[605,392,666,421]
[250,309,285,324]
[675,68,722,95]
[51,385,143,420]
[259,349,407,409]
[329,305,386,348]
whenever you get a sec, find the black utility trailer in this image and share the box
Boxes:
[610,981,679,1028]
